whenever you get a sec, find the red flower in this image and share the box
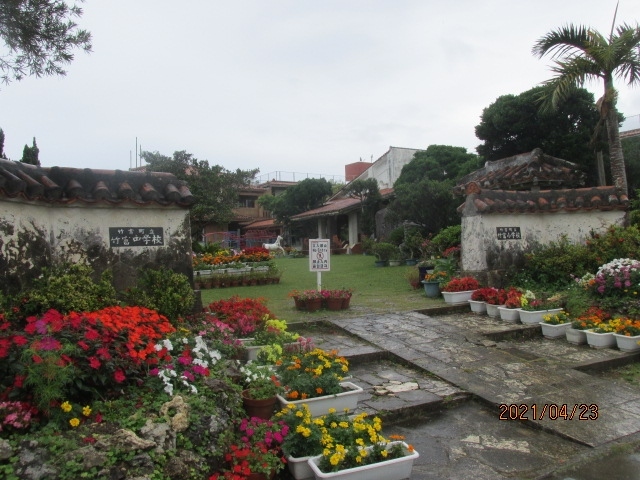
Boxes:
[113,370,126,383]
[88,357,101,369]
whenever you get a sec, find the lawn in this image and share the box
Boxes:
[200,254,444,322]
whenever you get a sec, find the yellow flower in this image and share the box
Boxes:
[381,449,388,457]
[69,418,80,428]
[339,421,349,428]
[61,401,72,413]
[82,406,92,417]
[328,408,336,414]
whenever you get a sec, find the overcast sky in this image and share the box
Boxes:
[2,0,640,182]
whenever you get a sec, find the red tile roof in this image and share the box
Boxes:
[245,218,279,230]
[458,186,629,215]
[291,197,361,220]
[453,148,586,196]
[0,159,194,206]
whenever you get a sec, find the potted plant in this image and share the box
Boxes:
[469,287,495,314]
[566,307,609,345]
[239,361,284,419]
[422,271,448,298]
[517,291,564,325]
[441,276,479,305]
[296,289,323,312]
[611,317,640,352]
[388,248,404,267]
[540,310,571,339]
[484,288,507,318]
[372,242,397,267]
[498,287,522,323]
[243,319,301,361]
[277,404,387,480]
[401,231,423,265]
[275,348,362,417]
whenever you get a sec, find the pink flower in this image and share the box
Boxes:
[88,357,101,369]
[114,370,126,383]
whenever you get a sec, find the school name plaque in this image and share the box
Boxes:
[109,227,164,247]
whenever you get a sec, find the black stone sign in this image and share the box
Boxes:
[109,227,164,247]
[496,227,521,240]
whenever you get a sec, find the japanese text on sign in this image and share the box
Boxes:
[496,227,521,240]
[309,239,330,271]
[109,227,164,247]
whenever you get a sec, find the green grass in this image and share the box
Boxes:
[200,255,444,322]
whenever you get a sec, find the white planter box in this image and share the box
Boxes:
[565,327,588,345]
[498,307,520,323]
[441,290,474,305]
[540,321,571,339]
[468,300,487,314]
[485,303,505,318]
[518,308,563,325]
[277,382,363,418]
[287,454,315,480]
[308,441,418,480]
[585,330,616,349]
[614,334,640,352]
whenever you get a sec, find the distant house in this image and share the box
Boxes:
[454,148,629,284]
[291,146,421,250]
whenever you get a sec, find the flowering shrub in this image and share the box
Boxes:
[441,276,479,292]
[1,306,175,414]
[206,296,273,337]
[211,417,288,479]
[504,287,523,309]
[240,362,283,399]
[151,333,222,396]
[593,258,640,296]
[471,287,497,302]
[0,401,38,433]
[570,307,610,330]
[610,317,640,336]
[484,288,507,305]
[276,348,349,400]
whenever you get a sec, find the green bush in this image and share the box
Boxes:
[21,263,117,316]
[124,267,195,323]
[430,225,461,255]
[586,225,640,264]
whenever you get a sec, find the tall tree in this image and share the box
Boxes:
[532,17,640,196]
[475,87,602,169]
[0,0,92,85]
[344,178,381,235]
[141,150,258,237]
[386,145,479,233]
[20,137,39,165]
[258,177,333,227]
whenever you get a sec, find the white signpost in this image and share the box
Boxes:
[309,239,330,291]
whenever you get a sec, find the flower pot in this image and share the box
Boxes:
[518,308,563,325]
[405,259,418,266]
[468,300,487,314]
[242,389,277,420]
[305,298,322,312]
[565,327,588,345]
[326,298,343,311]
[421,281,441,298]
[307,441,419,480]
[277,382,363,418]
[441,290,474,305]
[498,307,520,323]
[540,321,571,339]
[585,330,616,349]
[293,297,306,311]
[389,260,402,267]
[613,333,640,352]
[341,296,351,309]
[485,303,505,318]
[287,454,315,480]
[374,260,387,267]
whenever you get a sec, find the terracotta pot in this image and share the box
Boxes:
[305,298,322,312]
[242,389,277,420]
[327,298,343,311]
[341,296,351,309]
[293,297,306,311]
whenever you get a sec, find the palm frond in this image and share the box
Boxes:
[532,24,590,59]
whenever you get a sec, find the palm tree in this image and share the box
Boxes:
[532,15,640,196]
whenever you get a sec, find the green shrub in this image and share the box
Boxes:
[586,225,640,264]
[430,225,461,255]
[124,267,195,323]
[21,263,117,316]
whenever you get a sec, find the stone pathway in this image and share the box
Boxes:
[286,308,640,479]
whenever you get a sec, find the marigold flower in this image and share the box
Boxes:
[82,406,92,417]
[69,418,80,427]
[61,401,72,413]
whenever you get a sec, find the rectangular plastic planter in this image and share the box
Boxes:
[585,330,616,349]
[565,327,588,345]
[613,334,640,352]
[498,306,520,323]
[287,454,315,480]
[485,303,505,318]
[517,308,563,325]
[307,441,419,480]
[277,382,363,418]
[468,300,487,314]
[540,321,571,339]
[441,290,474,305]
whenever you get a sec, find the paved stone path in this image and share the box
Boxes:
[288,307,640,478]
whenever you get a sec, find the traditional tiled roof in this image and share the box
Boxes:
[453,148,586,196]
[0,159,195,207]
[291,197,361,221]
[458,185,629,215]
[244,218,279,230]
